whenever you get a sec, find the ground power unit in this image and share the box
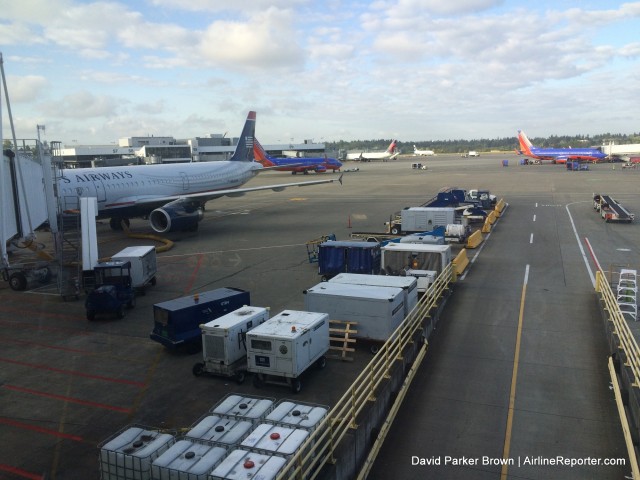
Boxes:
[247,310,329,393]
[192,306,269,384]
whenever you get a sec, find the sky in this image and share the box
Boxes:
[1,0,639,146]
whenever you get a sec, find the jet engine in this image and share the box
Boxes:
[149,201,204,233]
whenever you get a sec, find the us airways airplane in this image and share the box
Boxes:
[517,130,606,163]
[345,140,399,162]
[413,145,435,156]
[58,111,341,233]
[253,138,342,174]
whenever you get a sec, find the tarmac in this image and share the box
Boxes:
[0,153,638,479]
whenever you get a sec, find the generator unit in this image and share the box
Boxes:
[247,310,329,393]
[381,243,452,292]
[328,272,418,317]
[192,306,269,384]
[150,287,250,349]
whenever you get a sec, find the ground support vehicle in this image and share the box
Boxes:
[305,233,336,263]
[150,287,250,350]
[2,260,52,292]
[593,194,635,223]
[85,261,135,320]
[317,240,381,280]
[111,245,157,294]
[247,310,329,393]
[192,306,270,384]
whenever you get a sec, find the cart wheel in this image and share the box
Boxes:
[370,344,380,354]
[86,310,95,321]
[320,275,328,282]
[117,305,125,319]
[192,363,205,377]
[253,374,264,388]
[291,378,302,394]
[9,272,27,291]
[316,356,327,369]
[235,371,246,384]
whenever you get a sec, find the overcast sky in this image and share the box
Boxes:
[1,0,639,145]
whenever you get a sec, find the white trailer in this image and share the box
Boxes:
[304,282,405,353]
[192,306,269,384]
[381,243,452,292]
[329,272,418,317]
[247,310,329,393]
[400,207,457,233]
[111,245,157,292]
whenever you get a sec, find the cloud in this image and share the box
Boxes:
[5,75,49,103]
[40,91,122,119]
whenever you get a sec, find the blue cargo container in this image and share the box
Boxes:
[150,287,250,349]
[317,241,381,280]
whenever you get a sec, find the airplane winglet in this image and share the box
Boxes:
[338,173,343,185]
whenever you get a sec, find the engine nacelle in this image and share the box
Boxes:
[149,202,204,233]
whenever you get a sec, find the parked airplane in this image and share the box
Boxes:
[58,111,341,234]
[346,140,399,162]
[253,138,342,174]
[413,145,435,156]
[517,130,607,163]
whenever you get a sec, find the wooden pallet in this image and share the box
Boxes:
[328,320,358,362]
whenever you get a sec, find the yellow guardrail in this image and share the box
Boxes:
[276,263,455,480]
[466,230,483,249]
[495,198,506,216]
[453,248,470,276]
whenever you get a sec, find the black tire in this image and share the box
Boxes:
[86,310,95,321]
[390,226,401,235]
[235,371,246,384]
[370,344,380,354]
[192,363,205,377]
[9,272,27,291]
[316,356,327,369]
[291,378,302,394]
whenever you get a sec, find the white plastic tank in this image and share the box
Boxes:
[150,439,227,480]
[265,400,328,432]
[240,423,309,458]
[185,415,253,446]
[208,449,287,480]
[99,425,174,480]
[210,394,274,425]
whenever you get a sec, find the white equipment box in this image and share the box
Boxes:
[240,423,309,458]
[247,310,329,393]
[193,306,269,384]
[210,394,275,425]
[209,449,287,480]
[151,439,227,480]
[304,282,405,349]
[265,400,329,432]
[329,272,418,316]
[111,245,157,291]
[185,414,254,446]
[381,243,451,292]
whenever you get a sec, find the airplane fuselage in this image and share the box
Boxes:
[528,148,606,162]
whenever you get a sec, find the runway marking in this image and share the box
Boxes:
[0,463,41,480]
[3,384,131,413]
[0,417,84,442]
[584,237,603,273]
[533,214,536,222]
[565,202,596,286]
[502,264,529,479]
[529,233,534,244]
[184,253,204,293]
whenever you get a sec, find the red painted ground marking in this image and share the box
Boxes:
[3,385,132,414]
[184,253,205,293]
[0,357,145,387]
[0,463,42,480]
[0,417,83,442]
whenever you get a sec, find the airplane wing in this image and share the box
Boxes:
[132,175,343,206]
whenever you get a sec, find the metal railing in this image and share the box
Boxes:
[276,263,454,479]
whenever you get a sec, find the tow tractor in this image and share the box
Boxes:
[85,261,136,320]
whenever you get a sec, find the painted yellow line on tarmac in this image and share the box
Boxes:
[502,264,529,479]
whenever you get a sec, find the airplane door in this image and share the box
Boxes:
[92,179,107,203]
[180,172,189,191]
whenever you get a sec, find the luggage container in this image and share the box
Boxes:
[208,449,287,480]
[240,423,309,458]
[265,400,329,433]
[304,282,405,353]
[150,438,227,480]
[192,306,269,384]
[210,394,275,426]
[329,272,418,317]
[185,415,254,446]
[111,245,157,293]
[247,310,330,393]
[317,240,381,280]
[150,288,250,350]
[98,425,174,480]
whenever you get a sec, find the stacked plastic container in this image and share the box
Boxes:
[186,415,254,447]
[208,449,287,480]
[617,269,638,321]
[264,400,328,433]
[210,394,275,426]
[151,439,227,480]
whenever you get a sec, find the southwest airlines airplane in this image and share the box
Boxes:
[346,140,399,161]
[517,130,606,163]
[253,138,342,174]
[58,111,341,233]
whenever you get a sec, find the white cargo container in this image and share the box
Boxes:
[150,439,226,480]
[111,246,157,292]
[265,400,329,432]
[192,306,269,384]
[400,207,456,233]
[240,423,309,458]
[208,449,287,480]
[381,243,452,292]
[210,394,275,425]
[329,272,418,317]
[304,282,405,352]
[185,415,253,446]
[247,310,330,393]
[99,425,174,480]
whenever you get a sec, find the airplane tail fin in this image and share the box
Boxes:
[517,130,534,156]
[229,111,256,162]
[253,138,277,167]
[387,140,398,153]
